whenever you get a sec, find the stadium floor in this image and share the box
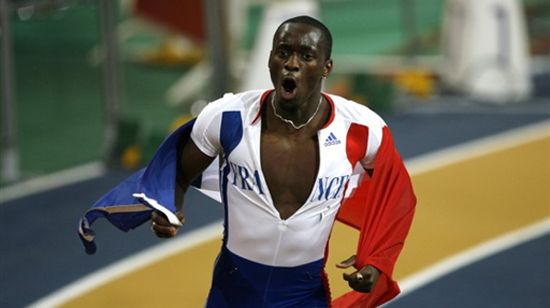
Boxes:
[1,98,548,308]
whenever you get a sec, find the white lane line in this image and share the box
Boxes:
[395,218,550,298]
[27,221,223,308]
[0,161,105,204]
[405,119,550,176]
[25,119,550,307]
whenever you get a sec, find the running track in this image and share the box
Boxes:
[1,98,549,307]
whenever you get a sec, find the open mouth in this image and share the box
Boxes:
[282,78,297,94]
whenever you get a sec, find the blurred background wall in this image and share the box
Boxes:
[1,0,548,184]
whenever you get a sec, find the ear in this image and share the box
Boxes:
[323,59,333,79]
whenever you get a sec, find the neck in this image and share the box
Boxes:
[271,94,323,130]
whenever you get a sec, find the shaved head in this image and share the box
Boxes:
[274,15,333,60]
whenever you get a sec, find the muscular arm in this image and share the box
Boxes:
[152,138,216,237]
[175,138,217,210]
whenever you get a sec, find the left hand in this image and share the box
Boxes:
[150,210,185,238]
[337,255,380,293]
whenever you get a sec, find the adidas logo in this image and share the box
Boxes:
[324,132,341,146]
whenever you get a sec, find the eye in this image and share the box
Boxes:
[303,53,313,61]
[278,49,289,58]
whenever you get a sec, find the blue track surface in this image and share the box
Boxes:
[388,234,550,308]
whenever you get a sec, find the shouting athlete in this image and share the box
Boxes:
[148,16,416,307]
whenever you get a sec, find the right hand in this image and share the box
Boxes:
[337,255,380,293]
[150,210,185,238]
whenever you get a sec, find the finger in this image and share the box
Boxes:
[343,273,374,293]
[150,215,178,237]
[343,271,368,282]
[349,266,381,293]
[151,211,171,225]
[351,280,374,293]
[176,210,186,225]
[152,210,185,227]
[336,255,356,269]
[151,222,178,238]
[152,210,182,228]
[362,266,379,284]
[343,272,352,281]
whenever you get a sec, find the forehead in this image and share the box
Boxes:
[273,23,324,49]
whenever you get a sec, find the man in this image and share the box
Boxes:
[149,16,415,307]
[80,15,415,307]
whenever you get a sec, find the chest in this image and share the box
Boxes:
[260,132,319,218]
[227,124,359,212]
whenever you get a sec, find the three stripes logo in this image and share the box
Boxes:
[324,132,341,146]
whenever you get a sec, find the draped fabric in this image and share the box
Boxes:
[333,126,416,307]
[78,120,196,254]
[78,121,416,308]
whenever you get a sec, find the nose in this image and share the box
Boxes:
[284,54,299,72]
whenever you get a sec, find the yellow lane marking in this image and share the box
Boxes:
[64,239,222,307]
